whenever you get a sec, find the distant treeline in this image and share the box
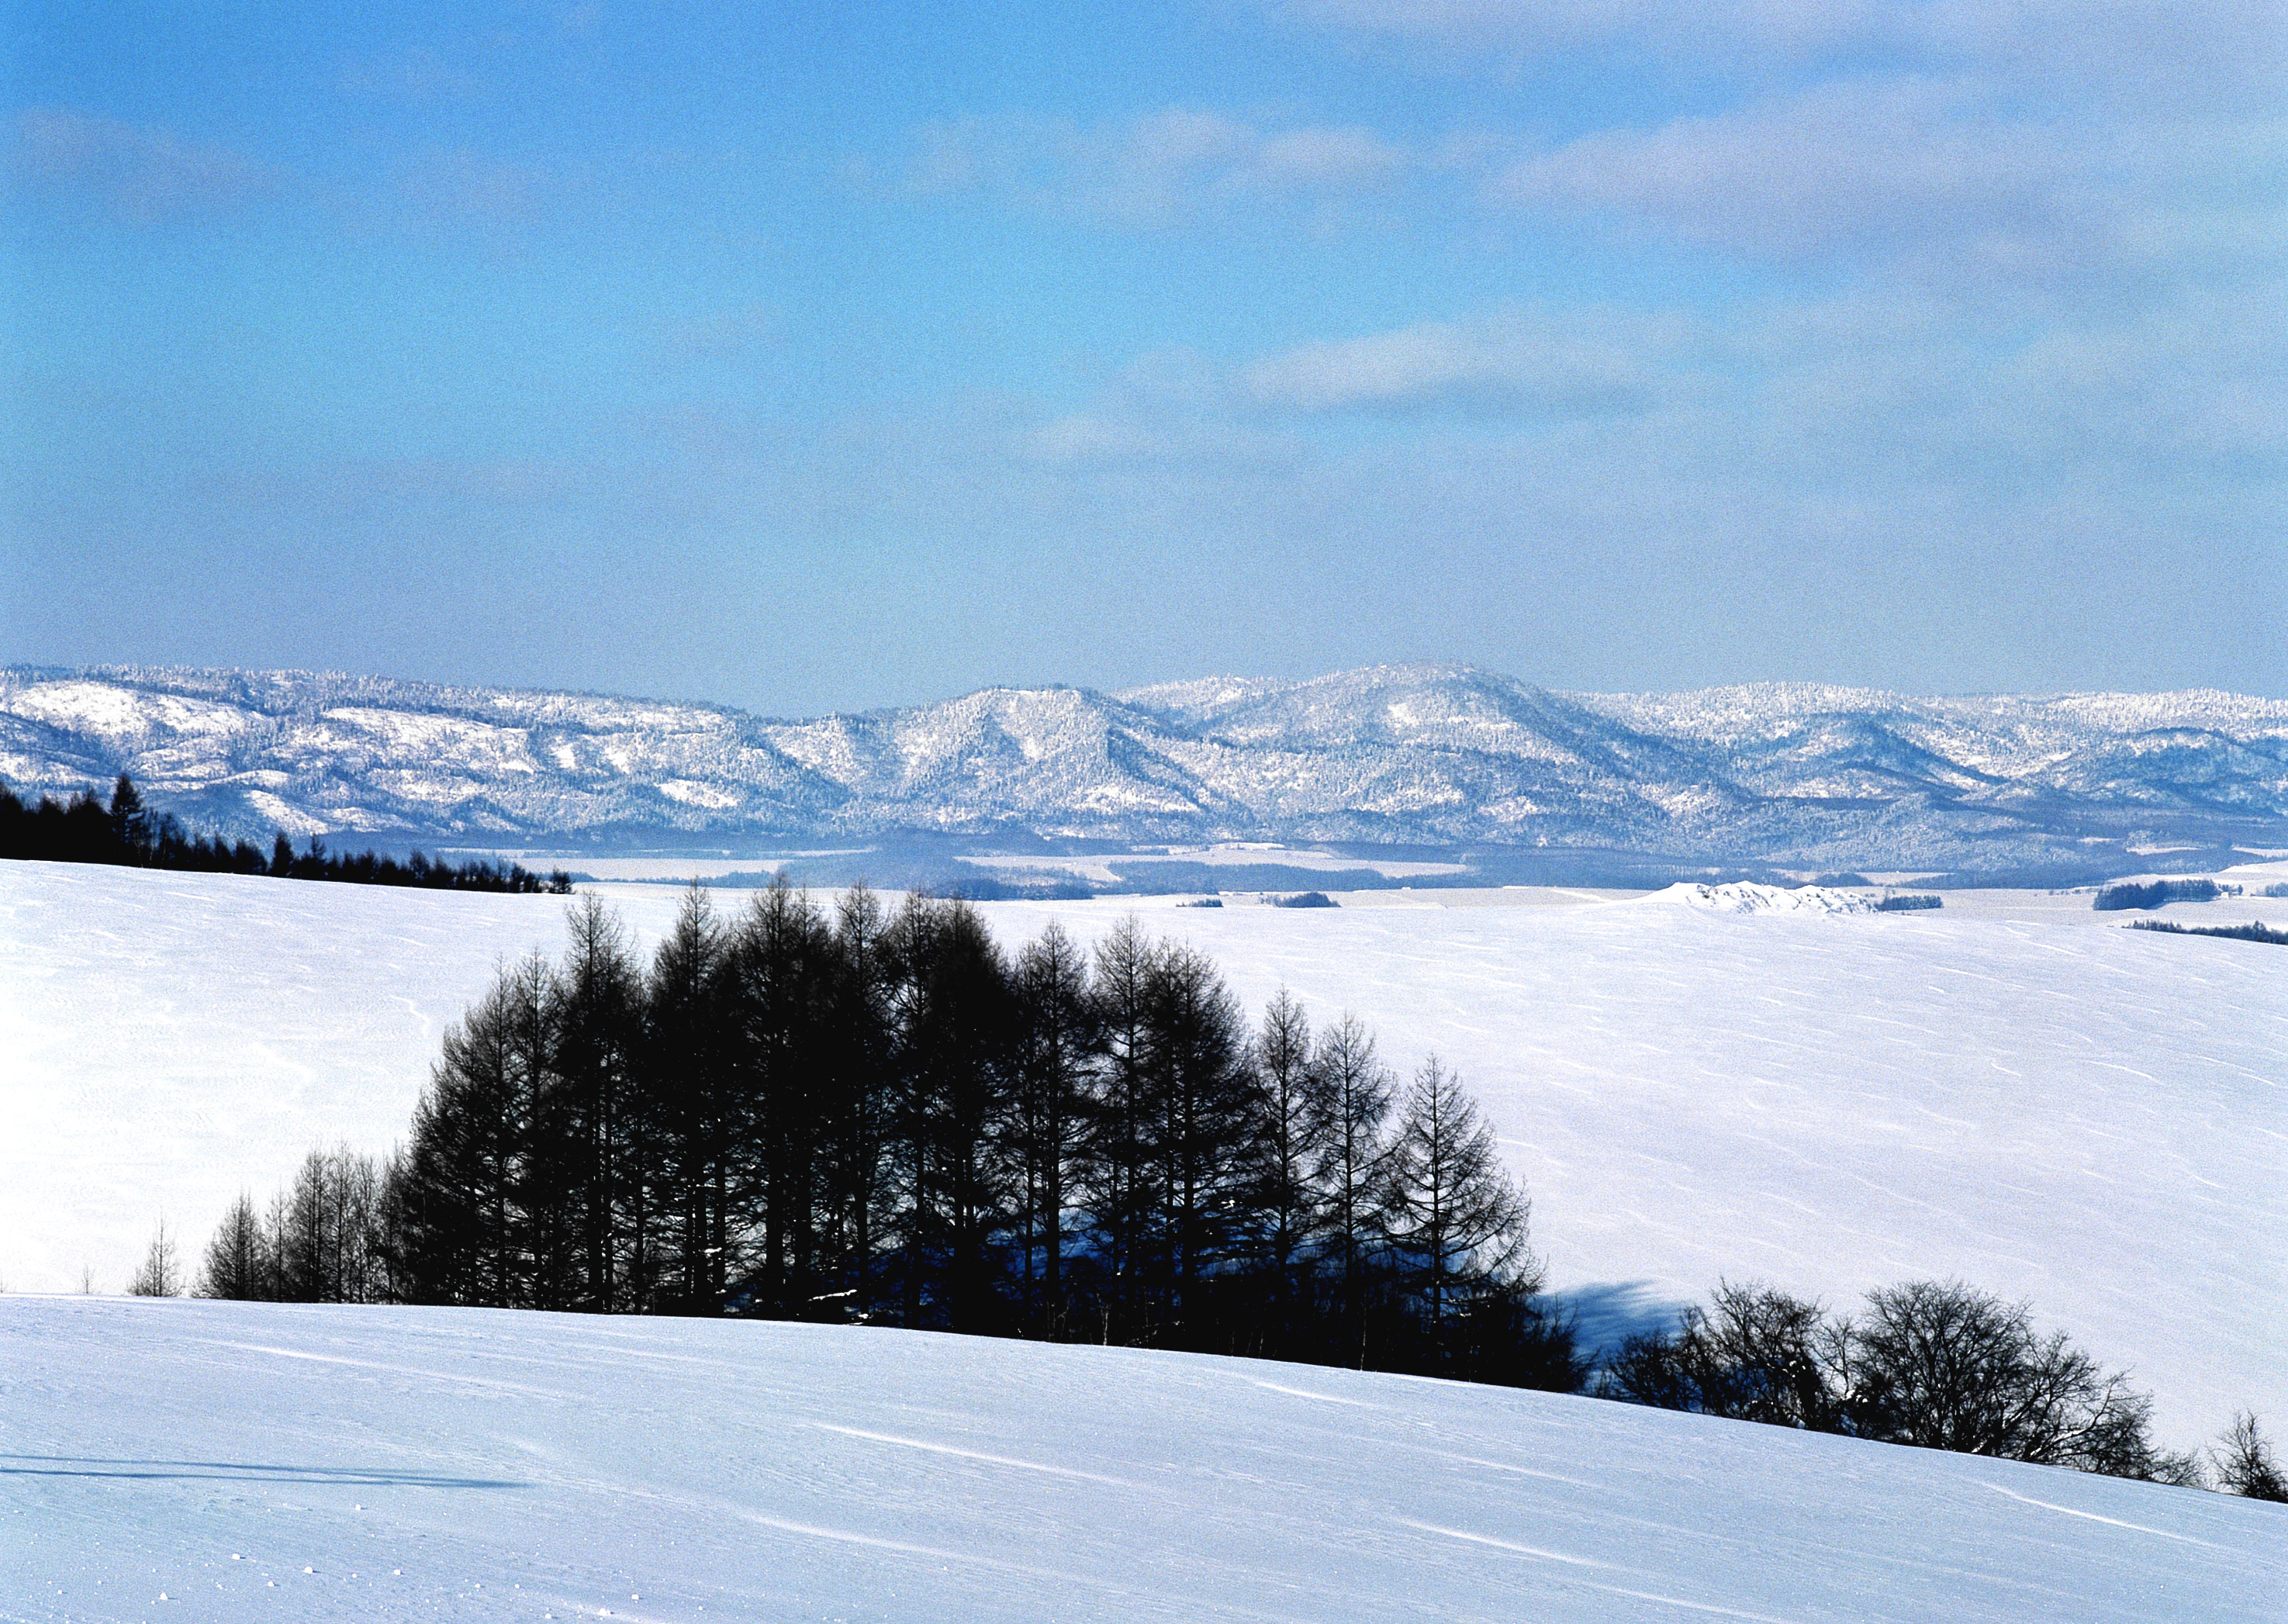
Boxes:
[1600,1277,2286,1501]
[2131,918,2288,946]
[1,772,571,894]
[2093,879,2224,910]
[199,888,1578,1389]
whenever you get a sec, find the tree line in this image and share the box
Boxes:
[199,886,1579,1388]
[2131,918,2288,946]
[2093,879,2224,910]
[173,883,2283,1502]
[1599,1277,2286,1501]
[1,772,570,893]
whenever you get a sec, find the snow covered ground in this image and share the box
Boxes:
[3,861,2283,1449]
[0,866,682,1301]
[980,889,2288,1447]
[1644,881,1881,913]
[3,1295,2280,1624]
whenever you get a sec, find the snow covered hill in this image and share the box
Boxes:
[4,1296,2280,1623]
[4,664,2284,876]
[6,862,2283,1448]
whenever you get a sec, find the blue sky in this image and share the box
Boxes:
[4,1,2281,713]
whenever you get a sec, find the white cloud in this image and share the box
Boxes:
[1248,126,1407,190]
[898,108,1407,223]
[1484,79,2286,292]
[1026,413,1307,471]
[1239,308,1698,416]
[1273,1,2286,106]
[1004,271,2286,532]
[1492,79,2075,261]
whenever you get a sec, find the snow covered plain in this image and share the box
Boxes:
[3,862,2283,1450]
[5,1295,2283,1623]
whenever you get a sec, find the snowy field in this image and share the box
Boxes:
[3,861,2284,1449]
[4,1295,2282,1624]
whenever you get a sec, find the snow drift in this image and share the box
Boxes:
[2,1295,2279,1622]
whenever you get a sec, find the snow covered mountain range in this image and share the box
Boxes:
[4,663,2285,878]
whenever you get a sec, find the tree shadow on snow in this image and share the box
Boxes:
[0,1454,524,1489]
[1547,1280,1692,1370]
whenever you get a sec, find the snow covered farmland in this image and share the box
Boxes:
[2,861,2283,1450]
[5,1295,2282,1622]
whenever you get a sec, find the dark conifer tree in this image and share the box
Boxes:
[1006,921,1100,1338]
[385,965,538,1305]
[641,883,731,1312]
[551,895,645,1311]
[1245,990,1325,1353]
[1307,1014,1395,1363]
[267,1145,387,1303]
[1380,1057,1539,1370]
[199,1193,273,1300]
[1141,943,1257,1346]
[277,1151,329,1301]
[61,790,112,863]
[499,953,562,1308]
[721,880,841,1316]
[1083,917,1161,1342]
[108,774,154,862]
[891,898,1018,1332]
[817,884,898,1322]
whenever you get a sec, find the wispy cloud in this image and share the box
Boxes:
[1026,412,1307,471]
[1239,307,1699,416]
[1270,0,2285,294]
[1273,0,2286,105]
[7,107,275,223]
[1487,81,2286,291]
[336,44,492,102]
[985,269,2284,519]
[895,107,1406,224]
[389,146,580,237]
[1491,80,2076,263]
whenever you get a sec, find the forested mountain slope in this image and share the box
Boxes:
[4,664,2283,873]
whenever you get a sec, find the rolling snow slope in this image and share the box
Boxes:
[5,664,2285,872]
[2,1296,2281,1624]
[979,892,2288,1446]
[4,862,2283,1448]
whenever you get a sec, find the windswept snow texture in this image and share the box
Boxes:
[3,1297,2282,1624]
[5,664,2286,872]
[6,864,2285,1449]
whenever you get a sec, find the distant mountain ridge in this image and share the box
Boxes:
[4,663,2285,879]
